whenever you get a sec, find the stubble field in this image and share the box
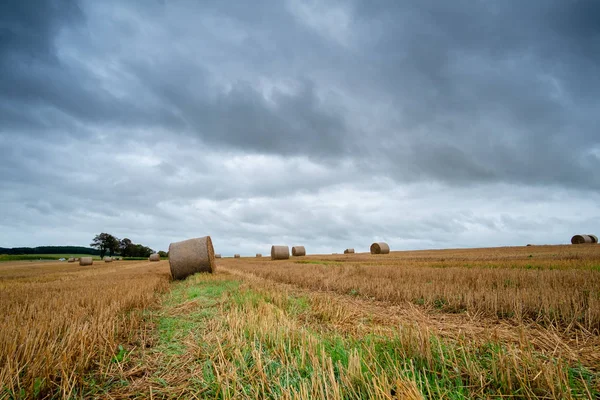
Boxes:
[1,244,599,399]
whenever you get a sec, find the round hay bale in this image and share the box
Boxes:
[344,248,355,254]
[80,257,93,266]
[271,245,289,260]
[149,253,160,262]
[104,257,113,263]
[292,246,306,256]
[588,234,598,244]
[75,258,80,261]
[370,242,390,254]
[168,236,215,280]
[215,253,222,258]
[571,234,593,244]
[256,253,262,257]
[234,254,241,258]
[67,258,75,263]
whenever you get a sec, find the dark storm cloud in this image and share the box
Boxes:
[3,0,599,188]
[1,0,599,250]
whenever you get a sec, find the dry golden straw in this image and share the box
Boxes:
[292,246,306,256]
[168,236,215,280]
[79,257,93,266]
[370,242,390,254]
[149,253,160,262]
[271,245,289,260]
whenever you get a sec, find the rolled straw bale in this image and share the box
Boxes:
[104,257,112,263]
[370,242,390,254]
[67,258,75,263]
[215,253,222,258]
[588,234,598,244]
[271,245,289,260]
[234,254,241,258]
[80,257,93,266]
[292,246,306,256]
[75,258,80,261]
[149,253,160,262]
[168,236,215,280]
[344,248,355,254]
[571,234,593,244]
[256,253,262,257]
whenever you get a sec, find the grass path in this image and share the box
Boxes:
[96,272,597,399]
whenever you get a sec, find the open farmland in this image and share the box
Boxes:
[1,244,599,399]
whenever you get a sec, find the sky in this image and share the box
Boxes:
[1,0,599,255]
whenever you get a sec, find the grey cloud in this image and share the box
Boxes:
[1,0,600,251]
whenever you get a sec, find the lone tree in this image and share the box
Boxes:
[90,233,120,258]
[119,237,154,258]
[119,238,133,257]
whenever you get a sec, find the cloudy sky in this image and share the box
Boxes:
[1,0,599,255]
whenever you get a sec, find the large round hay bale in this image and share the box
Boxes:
[104,257,112,263]
[149,253,160,262]
[588,234,598,244]
[271,245,289,260]
[571,235,593,244]
[344,248,355,254]
[256,253,262,257]
[234,254,241,258]
[292,246,306,256]
[67,258,75,263]
[370,242,390,254]
[80,257,93,266]
[168,236,215,280]
[215,254,222,258]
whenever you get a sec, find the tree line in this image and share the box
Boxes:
[90,233,161,259]
[0,246,100,255]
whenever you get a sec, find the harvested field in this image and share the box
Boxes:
[0,260,170,398]
[1,244,599,398]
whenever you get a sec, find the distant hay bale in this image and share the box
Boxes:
[256,253,262,257]
[526,244,533,247]
[370,242,390,254]
[75,258,80,261]
[215,254,222,258]
[79,257,93,266]
[588,234,598,244]
[292,246,306,256]
[168,236,215,280]
[234,254,241,258]
[104,257,112,263]
[149,253,160,262]
[344,248,355,254]
[271,245,289,260]
[571,234,593,244]
[67,258,75,263]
